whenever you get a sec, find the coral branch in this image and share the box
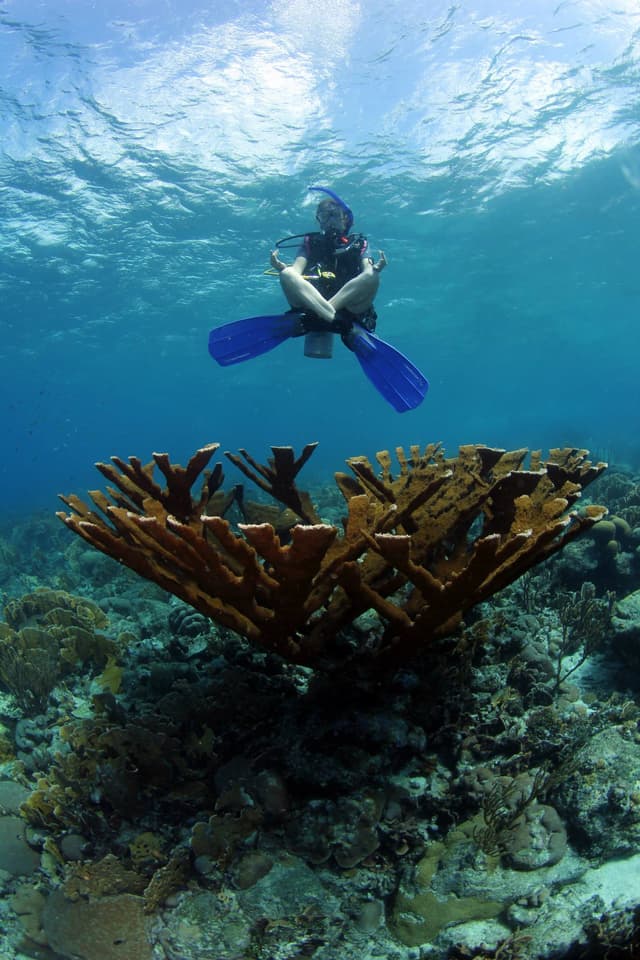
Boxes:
[93,443,221,523]
[225,443,319,523]
[57,442,607,669]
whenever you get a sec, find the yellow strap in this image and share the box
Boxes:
[263,268,337,279]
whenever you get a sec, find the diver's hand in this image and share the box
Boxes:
[372,251,387,274]
[270,250,287,273]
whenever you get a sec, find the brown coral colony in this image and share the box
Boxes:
[57,441,607,668]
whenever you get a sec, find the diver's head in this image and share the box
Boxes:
[316,198,349,235]
[309,185,354,232]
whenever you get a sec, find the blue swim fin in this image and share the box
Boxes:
[208,312,303,366]
[345,324,428,413]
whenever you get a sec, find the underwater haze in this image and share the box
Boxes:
[2,0,640,514]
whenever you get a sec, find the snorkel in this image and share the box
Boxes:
[274,186,354,248]
[308,185,354,232]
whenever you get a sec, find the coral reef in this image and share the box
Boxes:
[0,588,119,714]
[2,443,640,960]
[553,468,640,593]
[57,441,606,667]
[0,567,637,960]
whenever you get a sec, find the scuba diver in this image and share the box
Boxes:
[268,190,385,357]
[208,186,428,412]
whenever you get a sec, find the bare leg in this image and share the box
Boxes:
[329,267,380,315]
[278,268,336,322]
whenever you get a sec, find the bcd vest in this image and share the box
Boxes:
[302,232,368,299]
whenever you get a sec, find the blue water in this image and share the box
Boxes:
[2,0,640,514]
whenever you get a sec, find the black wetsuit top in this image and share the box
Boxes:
[298,231,369,300]
[288,230,377,333]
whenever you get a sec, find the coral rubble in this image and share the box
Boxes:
[57,442,606,667]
